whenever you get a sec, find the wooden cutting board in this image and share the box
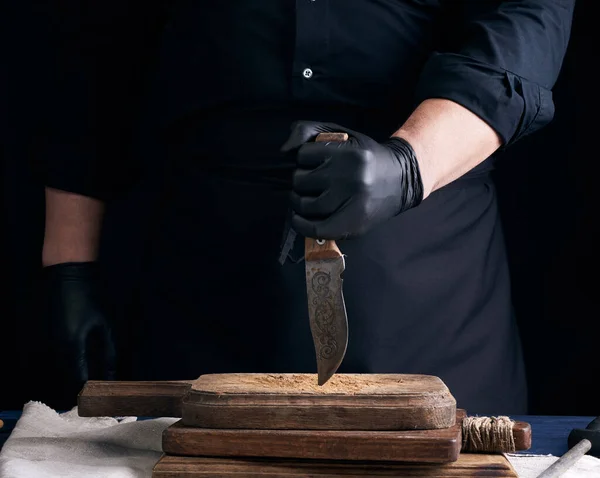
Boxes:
[152,454,520,477]
[79,373,457,431]
[162,409,531,463]
[164,411,463,463]
[182,373,456,430]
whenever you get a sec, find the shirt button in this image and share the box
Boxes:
[303,68,313,79]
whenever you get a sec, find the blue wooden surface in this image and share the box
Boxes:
[0,410,595,456]
[511,415,595,456]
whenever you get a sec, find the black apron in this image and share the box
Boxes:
[108,123,527,416]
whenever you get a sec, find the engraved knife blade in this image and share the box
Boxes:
[305,237,348,386]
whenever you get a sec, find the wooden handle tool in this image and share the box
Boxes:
[304,132,348,262]
[305,132,350,386]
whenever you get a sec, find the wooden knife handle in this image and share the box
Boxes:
[314,132,348,143]
[304,132,348,261]
[305,237,343,261]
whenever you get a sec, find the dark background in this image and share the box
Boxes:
[2,1,596,415]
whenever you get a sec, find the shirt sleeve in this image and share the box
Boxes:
[415,0,576,146]
[28,1,169,200]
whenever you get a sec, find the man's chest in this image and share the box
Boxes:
[157,1,441,93]
[147,0,444,132]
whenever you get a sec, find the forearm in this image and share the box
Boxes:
[42,188,105,267]
[393,98,502,199]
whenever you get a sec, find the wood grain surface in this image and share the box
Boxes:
[163,409,531,462]
[314,132,349,143]
[181,373,457,430]
[78,380,193,418]
[164,411,464,463]
[152,454,519,477]
[305,237,343,261]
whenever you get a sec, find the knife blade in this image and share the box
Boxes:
[305,132,349,386]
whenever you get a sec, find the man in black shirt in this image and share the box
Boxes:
[32,1,575,414]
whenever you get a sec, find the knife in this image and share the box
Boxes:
[306,132,349,386]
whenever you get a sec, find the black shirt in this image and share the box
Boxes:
[30,0,575,198]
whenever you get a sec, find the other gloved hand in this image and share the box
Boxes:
[42,262,116,394]
[281,121,424,240]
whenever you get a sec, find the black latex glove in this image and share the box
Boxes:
[281,121,424,240]
[42,262,116,392]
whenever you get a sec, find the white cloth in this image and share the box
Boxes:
[2,402,600,477]
[506,453,600,477]
[0,401,178,478]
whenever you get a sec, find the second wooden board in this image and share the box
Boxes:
[163,410,531,463]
